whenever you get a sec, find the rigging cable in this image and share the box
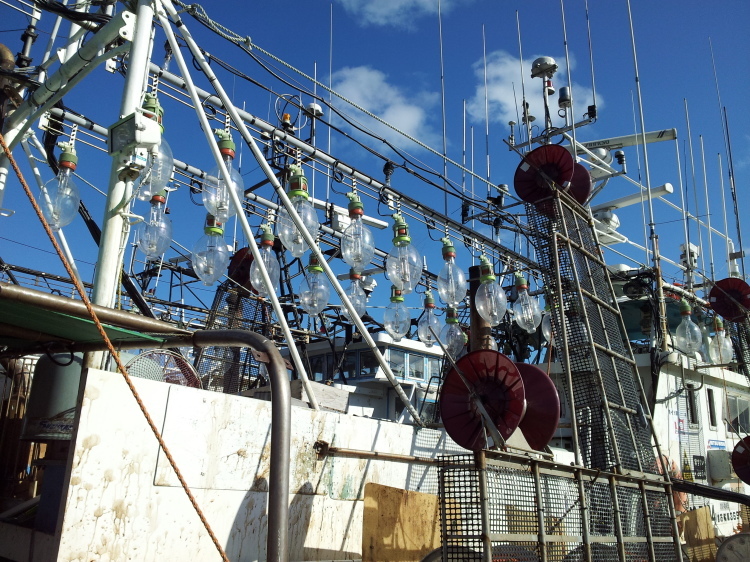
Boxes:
[174,0,506,202]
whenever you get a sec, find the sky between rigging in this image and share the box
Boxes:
[0,0,748,313]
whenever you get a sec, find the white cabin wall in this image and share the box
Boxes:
[650,358,750,532]
[54,368,463,561]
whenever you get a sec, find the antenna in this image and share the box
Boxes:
[684,99,708,285]
[584,0,597,110]
[482,25,491,192]
[710,39,745,278]
[437,0,448,216]
[716,154,733,276]
[326,2,333,203]
[559,0,577,149]
[723,108,746,279]
[699,136,715,282]
[515,12,532,147]
[626,0,668,347]
[672,137,693,288]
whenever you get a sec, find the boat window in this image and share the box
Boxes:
[726,395,750,434]
[426,356,442,381]
[686,387,699,425]
[707,388,717,428]
[359,348,382,378]
[390,349,406,378]
[340,351,357,381]
[409,354,425,380]
[420,399,438,423]
[308,354,330,382]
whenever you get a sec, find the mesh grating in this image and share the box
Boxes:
[438,452,680,561]
[728,320,750,381]
[193,281,273,394]
[524,194,655,473]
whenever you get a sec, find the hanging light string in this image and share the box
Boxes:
[0,131,230,562]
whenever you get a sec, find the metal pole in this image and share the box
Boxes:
[699,136,715,282]
[608,474,627,562]
[625,0,669,346]
[89,1,154,313]
[673,139,692,289]
[475,450,493,562]
[193,330,291,562]
[717,154,732,276]
[532,461,548,562]
[468,265,493,351]
[576,469,592,562]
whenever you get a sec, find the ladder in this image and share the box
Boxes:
[525,191,657,474]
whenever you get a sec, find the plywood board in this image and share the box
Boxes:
[680,506,716,562]
[362,482,440,562]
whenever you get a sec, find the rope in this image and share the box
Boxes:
[0,132,230,562]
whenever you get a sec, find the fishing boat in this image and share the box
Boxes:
[0,1,749,561]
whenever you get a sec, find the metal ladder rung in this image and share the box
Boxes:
[592,342,637,366]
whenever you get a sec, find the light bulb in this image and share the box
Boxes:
[436,237,467,306]
[513,273,542,334]
[675,301,702,355]
[249,224,280,298]
[136,191,172,260]
[341,192,375,273]
[384,286,411,341]
[299,256,330,316]
[203,131,244,223]
[136,139,174,201]
[277,165,319,258]
[192,214,230,286]
[541,309,555,346]
[385,213,422,294]
[417,290,441,347]
[439,307,465,358]
[41,148,80,231]
[136,93,174,201]
[708,318,734,364]
[474,255,507,326]
[342,269,367,321]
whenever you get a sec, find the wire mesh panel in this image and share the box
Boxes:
[439,455,484,560]
[728,320,750,381]
[438,452,681,562]
[193,281,272,394]
[524,193,655,473]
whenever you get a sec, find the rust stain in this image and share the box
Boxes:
[82,434,100,449]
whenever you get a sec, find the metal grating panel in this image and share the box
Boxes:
[728,320,750,381]
[193,281,272,394]
[439,452,680,561]
[524,193,655,473]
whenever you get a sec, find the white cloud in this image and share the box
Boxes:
[336,0,471,28]
[466,50,600,131]
[331,65,441,150]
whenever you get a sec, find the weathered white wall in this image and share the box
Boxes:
[56,368,463,561]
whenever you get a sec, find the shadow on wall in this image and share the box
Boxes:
[228,480,361,561]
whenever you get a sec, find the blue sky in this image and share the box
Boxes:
[1,0,749,317]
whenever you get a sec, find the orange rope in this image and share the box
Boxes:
[0,132,230,562]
